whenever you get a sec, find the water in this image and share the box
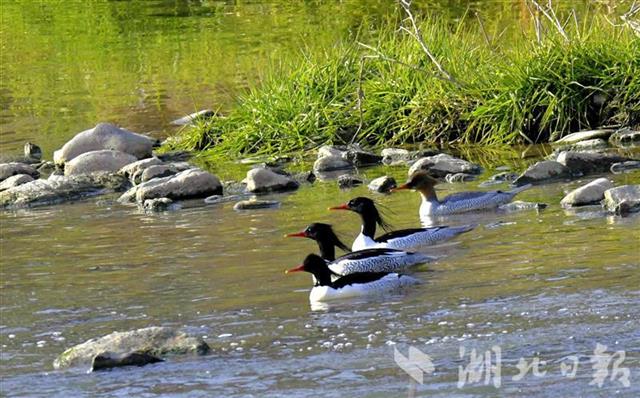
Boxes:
[1,160,639,396]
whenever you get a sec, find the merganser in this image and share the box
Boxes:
[286,254,419,302]
[393,171,533,217]
[285,223,433,274]
[329,197,474,251]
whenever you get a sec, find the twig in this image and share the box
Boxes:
[525,1,542,44]
[620,1,640,37]
[529,0,570,42]
[475,11,491,47]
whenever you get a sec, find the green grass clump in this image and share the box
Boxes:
[165,7,640,158]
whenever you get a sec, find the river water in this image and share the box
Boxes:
[1,1,640,396]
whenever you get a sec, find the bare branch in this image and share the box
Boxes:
[528,0,570,42]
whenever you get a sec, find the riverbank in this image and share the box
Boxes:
[165,4,639,158]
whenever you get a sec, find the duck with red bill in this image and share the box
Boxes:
[285,223,432,275]
[328,197,475,251]
[285,254,419,302]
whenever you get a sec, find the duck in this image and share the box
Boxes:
[329,197,474,251]
[285,254,419,302]
[285,223,433,275]
[393,171,532,218]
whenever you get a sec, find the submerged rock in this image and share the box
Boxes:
[499,201,547,212]
[368,176,396,193]
[233,199,280,210]
[170,109,216,126]
[560,178,614,207]
[24,142,42,161]
[245,168,299,193]
[514,160,571,186]
[64,150,138,176]
[0,162,39,182]
[610,161,640,174]
[553,129,613,145]
[381,148,411,165]
[53,326,209,369]
[0,173,129,208]
[313,155,353,172]
[603,185,640,215]
[445,173,477,183]
[609,128,640,147]
[120,169,222,203]
[91,351,164,372]
[0,174,35,191]
[479,171,519,187]
[408,154,481,178]
[337,174,363,189]
[142,197,175,212]
[53,122,156,165]
[556,151,631,175]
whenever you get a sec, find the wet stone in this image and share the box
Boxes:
[368,176,396,193]
[91,351,164,372]
[337,174,363,189]
[233,199,280,210]
[445,173,477,183]
[610,161,640,174]
[560,178,614,207]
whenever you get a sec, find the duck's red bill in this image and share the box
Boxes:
[391,183,410,192]
[328,204,349,211]
[284,231,307,238]
[285,265,304,274]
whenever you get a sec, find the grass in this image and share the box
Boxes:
[164,3,640,158]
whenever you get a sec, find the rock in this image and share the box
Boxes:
[0,162,39,182]
[91,351,164,372]
[571,138,608,151]
[120,169,222,203]
[244,168,298,193]
[408,154,481,178]
[170,109,216,126]
[368,176,396,193]
[0,173,130,208]
[445,173,477,183]
[156,150,192,163]
[292,171,316,184]
[610,161,640,174]
[381,148,411,165]
[119,157,164,179]
[24,142,42,161]
[53,122,155,165]
[556,151,631,175]
[553,129,614,145]
[142,197,175,212]
[64,150,138,176]
[499,201,547,212]
[514,160,571,186]
[313,156,353,173]
[233,199,280,210]
[337,174,363,189]
[141,164,182,183]
[53,326,209,369]
[37,161,57,177]
[479,171,519,187]
[603,185,640,215]
[609,128,640,147]
[317,145,347,159]
[560,178,614,207]
[0,174,35,191]
[344,149,382,167]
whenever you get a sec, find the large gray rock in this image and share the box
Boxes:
[556,151,631,175]
[0,174,35,191]
[313,156,353,172]
[603,185,640,214]
[140,163,190,183]
[609,128,640,147]
[0,162,39,182]
[408,154,481,178]
[53,122,156,165]
[170,109,216,126]
[381,148,411,165]
[560,178,614,207]
[53,326,209,369]
[64,150,138,176]
[368,176,396,193]
[0,173,129,208]
[120,168,222,203]
[119,157,164,179]
[245,168,298,193]
[514,160,571,186]
[553,129,613,145]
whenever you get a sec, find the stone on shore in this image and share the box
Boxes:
[0,173,130,208]
[64,150,138,176]
[233,199,280,210]
[381,148,411,165]
[91,351,164,372]
[408,154,481,178]
[514,160,571,186]
[337,174,363,189]
[609,128,640,147]
[141,163,191,183]
[556,151,631,175]
[24,142,42,161]
[0,174,35,191]
[610,161,640,174]
[368,176,396,193]
[313,156,353,172]
[0,162,39,182]
[53,122,156,165]
[344,149,382,167]
[120,169,222,203]
[603,185,640,215]
[53,326,209,369]
[119,157,164,179]
[170,109,216,126]
[560,178,614,207]
[244,168,299,193]
[571,138,608,151]
[553,129,614,145]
